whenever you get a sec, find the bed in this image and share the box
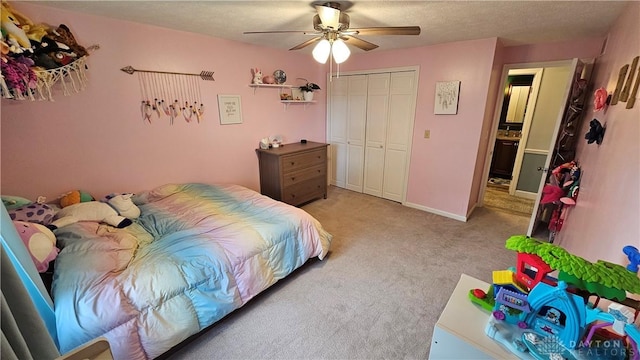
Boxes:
[50,183,332,359]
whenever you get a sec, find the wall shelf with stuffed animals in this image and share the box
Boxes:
[1,1,96,101]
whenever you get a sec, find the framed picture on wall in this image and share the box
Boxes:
[217,95,243,125]
[434,81,461,115]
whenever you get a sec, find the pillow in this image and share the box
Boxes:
[2,195,32,210]
[8,203,55,225]
[13,220,59,272]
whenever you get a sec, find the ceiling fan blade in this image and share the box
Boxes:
[351,26,421,36]
[315,4,341,29]
[244,30,310,35]
[341,36,379,51]
[289,36,323,51]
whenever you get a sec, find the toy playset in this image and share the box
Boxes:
[469,235,640,360]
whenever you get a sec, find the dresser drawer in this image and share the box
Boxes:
[282,176,326,206]
[282,164,326,187]
[282,149,326,173]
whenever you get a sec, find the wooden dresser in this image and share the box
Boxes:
[256,141,328,206]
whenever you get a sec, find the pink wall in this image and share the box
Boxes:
[469,41,506,215]
[340,38,499,217]
[1,3,618,224]
[502,37,605,64]
[555,2,640,265]
[1,3,328,200]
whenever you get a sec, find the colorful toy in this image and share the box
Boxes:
[49,193,140,229]
[469,236,640,360]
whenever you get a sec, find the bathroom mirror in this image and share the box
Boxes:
[499,74,534,129]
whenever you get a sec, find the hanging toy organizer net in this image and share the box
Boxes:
[1,56,89,101]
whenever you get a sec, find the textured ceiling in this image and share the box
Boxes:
[30,1,629,54]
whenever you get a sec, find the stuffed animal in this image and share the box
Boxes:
[13,220,59,272]
[47,24,87,58]
[252,68,263,84]
[49,193,140,230]
[1,1,31,52]
[8,202,55,225]
[59,190,94,208]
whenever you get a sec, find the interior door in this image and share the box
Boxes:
[363,73,391,197]
[527,58,585,236]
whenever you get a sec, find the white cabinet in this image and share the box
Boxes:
[329,71,416,202]
[429,274,519,359]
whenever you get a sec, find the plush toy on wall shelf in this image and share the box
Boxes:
[251,68,263,84]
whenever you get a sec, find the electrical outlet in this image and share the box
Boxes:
[424,130,430,139]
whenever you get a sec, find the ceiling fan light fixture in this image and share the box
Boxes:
[332,39,350,64]
[316,5,340,29]
[313,39,331,64]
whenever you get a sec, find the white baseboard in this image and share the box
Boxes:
[514,190,538,200]
[403,201,468,222]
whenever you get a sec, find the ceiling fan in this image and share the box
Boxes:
[243,2,421,63]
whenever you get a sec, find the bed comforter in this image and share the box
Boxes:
[52,183,332,359]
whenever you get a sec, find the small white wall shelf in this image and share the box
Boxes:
[249,83,292,94]
[280,100,316,110]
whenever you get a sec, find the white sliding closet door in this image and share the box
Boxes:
[329,75,368,192]
[329,76,349,188]
[383,71,416,201]
[345,75,368,192]
[363,73,391,197]
[328,68,417,203]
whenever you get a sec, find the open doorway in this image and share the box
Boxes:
[483,68,543,215]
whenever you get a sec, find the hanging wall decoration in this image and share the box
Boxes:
[434,81,460,115]
[120,66,214,124]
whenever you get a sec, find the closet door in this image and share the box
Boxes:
[383,71,416,202]
[363,73,391,197]
[329,76,349,188]
[345,75,368,192]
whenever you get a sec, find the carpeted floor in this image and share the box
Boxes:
[166,186,531,360]
[484,184,535,215]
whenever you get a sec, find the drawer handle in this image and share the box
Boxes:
[291,194,296,198]
[291,177,296,181]
[317,169,321,173]
[290,161,295,166]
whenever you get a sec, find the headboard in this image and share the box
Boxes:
[1,204,58,346]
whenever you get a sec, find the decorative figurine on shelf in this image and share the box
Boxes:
[251,68,263,84]
[262,74,276,84]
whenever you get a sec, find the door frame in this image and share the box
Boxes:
[326,65,419,204]
[478,59,575,217]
